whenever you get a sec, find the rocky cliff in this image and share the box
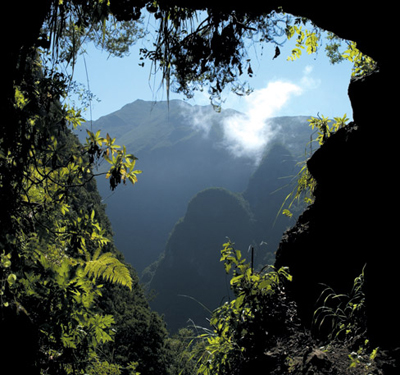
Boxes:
[275,67,399,351]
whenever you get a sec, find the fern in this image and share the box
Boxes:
[82,248,132,290]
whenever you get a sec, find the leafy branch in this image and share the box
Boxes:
[84,130,142,190]
[286,21,377,78]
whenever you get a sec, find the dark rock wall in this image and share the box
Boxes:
[275,65,399,349]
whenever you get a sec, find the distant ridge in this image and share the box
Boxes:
[84,99,314,273]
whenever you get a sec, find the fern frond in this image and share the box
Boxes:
[83,252,132,290]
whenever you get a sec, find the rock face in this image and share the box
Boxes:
[275,68,399,349]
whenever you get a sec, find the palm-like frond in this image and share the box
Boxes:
[82,249,132,290]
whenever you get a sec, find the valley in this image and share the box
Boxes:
[80,99,317,331]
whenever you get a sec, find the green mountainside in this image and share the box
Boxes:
[146,187,254,332]
[145,144,301,332]
[82,100,314,274]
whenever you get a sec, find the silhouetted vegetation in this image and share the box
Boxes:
[1,1,397,374]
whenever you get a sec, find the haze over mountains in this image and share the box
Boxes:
[79,100,315,274]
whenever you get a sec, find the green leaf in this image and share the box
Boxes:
[82,250,132,290]
[234,293,245,309]
[230,274,243,286]
[7,274,17,286]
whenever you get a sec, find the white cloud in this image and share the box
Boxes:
[220,80,303,164]
[183,69,318,165]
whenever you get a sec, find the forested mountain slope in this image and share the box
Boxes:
[147,187,254,332]
[84,100,256,272]
[145,144,300,332]
[83,100,314,274]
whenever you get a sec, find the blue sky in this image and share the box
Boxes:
[69,33,354,123]
[67,34,355,165]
